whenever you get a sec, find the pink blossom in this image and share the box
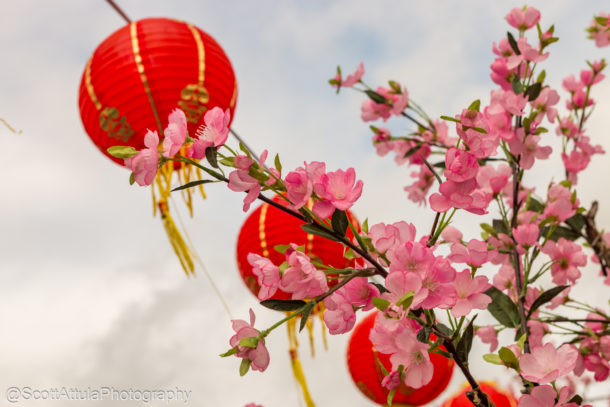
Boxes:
[372,127,394,156]
[335,62,364,88]
[532,88,560,124]
[580,69,604,86]
[244,404,263,407]
[227,156,261,212]
[404,165,435,205]
[448,239,493,267]
[456,109,497,158]
[313,167,363,218]
[476,326,498,352]
[562,151,590,184]
[360,86,409,121]
[520,343,578,384]
[343,277,380,310]
[508,130,552,170]
[369,221,417,262]
[381,370,402,391]
[517,385,578,407]
[284,168,312,210]
[189,107,231,158]
[247,253,280,301]
[490,58,513,91]
[476,163,511,195]
[390,241,436,275]
[451,269,491,317]
[441,226,463,243]
[527,320,549,348]
[555,118,581,139]
[542,238,587,285]
[562,75,584,93]
[588,13,610,47]
[513,224,539,251]
[162,108,187,158]
[444,148,479,182]
[323,290,356,335]
[547,286,570,310]
[505,6,541,30]
[542,184,577,224]
[416,257,457,310]
[125,130,159,186]
[229,309,269,372]
[280,245,328,299]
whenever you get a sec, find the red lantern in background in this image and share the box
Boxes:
[78,17,237,165]
[441,382,518,407]
[78,18,238,274]
[347,311,455,406]
[236,195,359,300]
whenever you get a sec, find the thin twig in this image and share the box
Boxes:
[105,0,131,23]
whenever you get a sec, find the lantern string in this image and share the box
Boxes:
[0,118,22,134]
[170,195,234,319]
[105,0,132,24]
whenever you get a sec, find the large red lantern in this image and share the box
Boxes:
[347,311,455,406]
[78,17,237,274]
[236,195,359,300]
[441,382,518,407]
[78,17,237,164]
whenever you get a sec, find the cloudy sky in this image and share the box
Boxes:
[1,1,610,406]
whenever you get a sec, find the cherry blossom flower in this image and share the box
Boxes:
[247,253,280,300]
[323,290,356,335]
[125,130,159,186]
[284,168,312,210]
[162,108,187,158]
[513,224,539,252]
[505,6,541,31]
[542,238,587,285]
[517,385,579,407]
[229,309,270,373]
[369,221,417,262]
[189,107,230,158]
[520,343,578,384]
[449,239,493,267]
[333,62,365,88]
[227,155,261,212]
[313,167,363,218]
[279,245,328,299]
[451,269,491,317]
[476,325,498,352]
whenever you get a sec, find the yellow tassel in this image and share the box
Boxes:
[289,349,316,407]
[159,201,195,275]
[306,317,315,358]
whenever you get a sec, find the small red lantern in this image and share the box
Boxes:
[78,17,237,165]
[440,382,518,407]
[347,311,455,406]
[236,195,359,300]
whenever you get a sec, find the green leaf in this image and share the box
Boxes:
[436,323,453,338]
[362,218,369,234]
[239,337,259,349]
[440,115,461,123]
[274,153,282,173]
[492,219,509,235]
[274,244,290,255]
[205,146,218,168]
[498,346,520,370]
[516,333,527,350]
[219,347,238,357]
[396,291,414,310]
[480,223,496,237]
[372,296,390,311]
[547,226,581,242]
[301,224,341,242]
[403,144,422,158]
[468,99,481,112]
[171,179,216,192]
[331,210,349,237]
[536,70,546,84]
[568,395,583,405]
[524,82,542,101]
[417,327,431,343]
[248,167,269,182]
[456,316,476,362]
[483,353,503,365]
[365,90,387,104]
[485,287,520,328]
[565,213,586,232]
[512,76,523,94]
[299,302,316,332]
[260,299,306,311]
[129,172,135,185]
[219,157,235,167]
[239,142,251,157]
[595,16,608,26]
[507,31,521,55]
[526,198,545,213]
[527,285,569,318]
[107,145,138,159]
[239,358,251,376]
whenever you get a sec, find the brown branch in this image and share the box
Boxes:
[105,0,131,23]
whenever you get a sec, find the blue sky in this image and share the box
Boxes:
[1,1,610,406]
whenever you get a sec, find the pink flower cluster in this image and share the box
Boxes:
[587,13,610,47]
[229,309,270,373]
[361,83,409,122]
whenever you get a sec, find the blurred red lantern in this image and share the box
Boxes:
[440,382,518,407]
[236,195,359,300]
[77,17,238,274]
[347,311,455,406]
[78,17,237,165]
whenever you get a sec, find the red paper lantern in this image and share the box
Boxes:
[236,195,359,300]
[440,382,518,407]
[78,17,237,165]
[347,311,455,406]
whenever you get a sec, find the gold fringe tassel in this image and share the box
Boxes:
[287,318,316,407]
